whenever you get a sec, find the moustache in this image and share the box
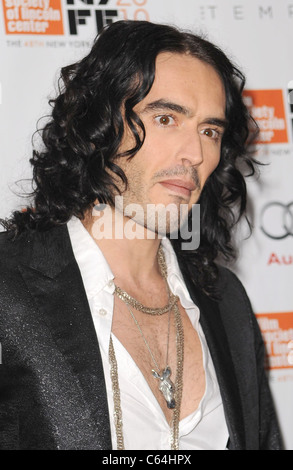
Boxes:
[153,165,201,190]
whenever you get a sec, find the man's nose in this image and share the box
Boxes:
[176,130,204,167]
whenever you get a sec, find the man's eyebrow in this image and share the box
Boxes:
[140,99,192,116]
[201,117,228,131]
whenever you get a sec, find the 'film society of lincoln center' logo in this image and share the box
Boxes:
[2,0,150,35]
[3,0,64,34]
[256,312,293,370]
[243,89,288,144]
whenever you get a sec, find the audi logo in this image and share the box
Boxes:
[260,202,293,240]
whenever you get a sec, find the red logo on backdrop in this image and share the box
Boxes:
[256,312,293,370]
[243,89,288,144]
[267,253,293,266]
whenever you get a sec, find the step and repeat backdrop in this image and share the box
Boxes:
[0,0,292,449]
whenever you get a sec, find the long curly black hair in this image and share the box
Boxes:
[2,20,258,296]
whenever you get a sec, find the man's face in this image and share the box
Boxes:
[114,52,227,234]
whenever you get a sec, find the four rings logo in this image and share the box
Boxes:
[260,202,293,240]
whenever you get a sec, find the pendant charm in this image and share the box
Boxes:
[152,366,176,409]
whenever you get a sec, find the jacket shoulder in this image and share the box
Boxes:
[216,264,253,312]
[0,231,33,313]
[215,264,258,335]
[0,230,31,272]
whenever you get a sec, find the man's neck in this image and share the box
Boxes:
[82,208,163,288]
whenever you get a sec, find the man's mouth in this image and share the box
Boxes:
[159,179,197,198]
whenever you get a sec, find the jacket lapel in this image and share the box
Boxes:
[18,225,112,449]
[178,257,246,450]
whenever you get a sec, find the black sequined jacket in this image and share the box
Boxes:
[0,225,283,450]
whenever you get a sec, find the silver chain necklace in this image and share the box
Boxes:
[122,295,176,409]
[108,246,184,450]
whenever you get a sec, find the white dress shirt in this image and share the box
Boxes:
[67,217,229,450]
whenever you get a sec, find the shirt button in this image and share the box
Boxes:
[98,308,107,316]
[107,280,114,288]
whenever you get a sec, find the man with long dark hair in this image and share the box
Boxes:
[0,21,282,450]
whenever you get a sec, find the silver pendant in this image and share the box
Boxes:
[152,366,176,409]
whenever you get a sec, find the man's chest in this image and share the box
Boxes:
[112,298,206,423]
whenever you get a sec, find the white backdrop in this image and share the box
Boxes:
[0,0,292,449]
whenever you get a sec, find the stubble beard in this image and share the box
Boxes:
[114,164,200,238]
[116,185,191,238]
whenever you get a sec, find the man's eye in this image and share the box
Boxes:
[155,115,175,126]
[201,128,220,139]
